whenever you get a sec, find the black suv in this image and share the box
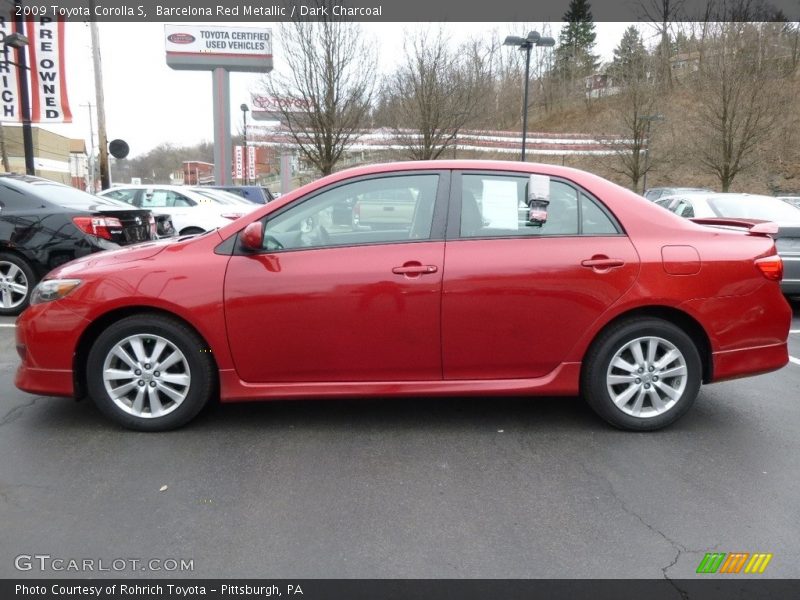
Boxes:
[0,175,157,315]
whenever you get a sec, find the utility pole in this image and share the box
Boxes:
[89,12,110,190]
[81,102,95,193]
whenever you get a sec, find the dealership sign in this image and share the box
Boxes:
[0,17,72,123]
[165,25,273,72]
[251,95,312,121]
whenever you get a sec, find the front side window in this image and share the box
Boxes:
[142,190,195,208]
[258,174,439,251]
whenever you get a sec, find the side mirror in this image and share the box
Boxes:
[241,222,263,250]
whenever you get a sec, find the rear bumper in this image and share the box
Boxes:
[712,342,789,383]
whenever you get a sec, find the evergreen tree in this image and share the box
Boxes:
[554,0,600,82]
[610,26,648,84]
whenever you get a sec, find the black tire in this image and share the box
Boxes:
[0,251,37,316]
[86,314,216,431]
[581,317,702,431]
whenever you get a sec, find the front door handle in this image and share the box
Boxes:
[581,256,625,269]
[392,263,438,277]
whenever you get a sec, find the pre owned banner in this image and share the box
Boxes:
[0,17,72,123]
[27,18,72,123]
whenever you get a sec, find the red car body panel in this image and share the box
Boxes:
[224,242,445,382]
[441,236,640,379]
[14,160,792,403]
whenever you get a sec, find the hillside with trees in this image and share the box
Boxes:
[120,0,800,195]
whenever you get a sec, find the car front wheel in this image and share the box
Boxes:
[86,315,215,431]
[582,318,702,431]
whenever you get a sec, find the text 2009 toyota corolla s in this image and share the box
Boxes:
[15,161,792,431]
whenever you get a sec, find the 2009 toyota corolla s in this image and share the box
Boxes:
[15,161,792,431]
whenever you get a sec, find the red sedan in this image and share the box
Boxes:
[15,161,792,431]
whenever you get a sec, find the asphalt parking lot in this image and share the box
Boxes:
[1,301,799,581]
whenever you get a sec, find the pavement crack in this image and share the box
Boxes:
[0,397,41,427]
[579,463,711,599]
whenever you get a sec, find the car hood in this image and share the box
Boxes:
[48,239,172,278]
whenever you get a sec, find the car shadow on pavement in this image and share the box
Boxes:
[16,390,735,438]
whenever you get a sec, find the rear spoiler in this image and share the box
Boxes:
[689,217,778,237]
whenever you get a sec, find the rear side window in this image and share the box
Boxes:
[459,174,619,238]
[674,201,695,218]
[581,193,619,234]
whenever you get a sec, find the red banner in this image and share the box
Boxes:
[0,17,71,123]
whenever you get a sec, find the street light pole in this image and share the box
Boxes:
[639,114,665,193]
[521,44,532,162]
[504,31,555,162]
[241,103,249,185]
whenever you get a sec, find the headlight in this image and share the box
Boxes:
[30,279,82,305]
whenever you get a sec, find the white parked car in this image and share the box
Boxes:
[97,185,257,235]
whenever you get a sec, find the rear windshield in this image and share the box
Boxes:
[30,182,131,210]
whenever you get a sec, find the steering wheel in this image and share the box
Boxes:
[316,224,330,246]
[263,234,284,251]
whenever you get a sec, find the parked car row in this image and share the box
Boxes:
[0,177,276,315]
[97,185,260,236]
[12,161,792,434]
[653,192,800,296]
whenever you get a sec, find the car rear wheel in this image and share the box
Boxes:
[86,315,215,431]
[582,318,702,431]
[0,252,36,316]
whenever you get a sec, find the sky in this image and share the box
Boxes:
[37,21,636,159]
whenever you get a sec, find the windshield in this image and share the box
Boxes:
[708,195,800,222]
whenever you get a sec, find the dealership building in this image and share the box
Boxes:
[0,125,88,188]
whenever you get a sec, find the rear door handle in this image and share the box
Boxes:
[392,263,438,276]
[581,257,625,269]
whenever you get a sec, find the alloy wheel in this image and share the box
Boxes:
[605,336,688,418]
[101,334,191,418]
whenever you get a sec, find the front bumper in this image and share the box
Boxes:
[14,303,89,398]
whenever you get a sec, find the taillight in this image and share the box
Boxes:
[72,216,123,241]
[148,215,157,238]
[220,213,244,221]
[754,255,783,281]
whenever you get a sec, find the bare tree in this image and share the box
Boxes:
[690,22,787,191]
[262,5,376,176]
[381,29,484,160]
[605,29,659,192]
